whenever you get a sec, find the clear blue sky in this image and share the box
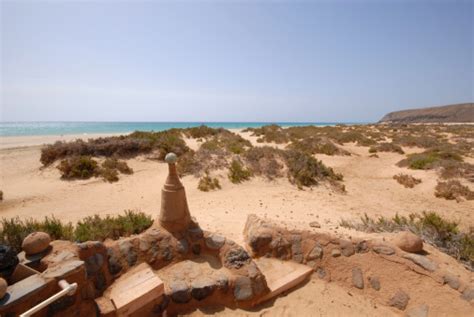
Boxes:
[1,0,472,122]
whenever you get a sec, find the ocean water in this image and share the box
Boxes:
[0,121,358,137]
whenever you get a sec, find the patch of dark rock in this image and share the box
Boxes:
[388,289,410,311]
[169,280,191,304]
[368,276,380,291]
[191,277,215,301]
[225,248,251,269]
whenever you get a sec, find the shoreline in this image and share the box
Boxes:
[0,129,241,150]
[0,132,129,150]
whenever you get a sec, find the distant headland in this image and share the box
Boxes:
[379,103,474,123]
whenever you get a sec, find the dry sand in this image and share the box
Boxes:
[0,130,473,316]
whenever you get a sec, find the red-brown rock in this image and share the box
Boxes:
[393,231,423,253]
[22,232,51,255]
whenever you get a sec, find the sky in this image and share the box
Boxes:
[1,0,472,123]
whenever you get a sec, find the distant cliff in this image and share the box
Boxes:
[379,103,474,123]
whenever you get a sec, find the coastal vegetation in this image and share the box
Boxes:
[340,211,474,270]
[197,172,221,192]
[393,173,422,188]
[228,159,252,183]
[0,210,153,253]
[57,156,133,182]
[435,180,474,201]
[39,124,473,195]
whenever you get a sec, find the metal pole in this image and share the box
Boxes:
[20,279,78,317]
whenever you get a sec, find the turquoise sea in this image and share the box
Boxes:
[0,122,362,137]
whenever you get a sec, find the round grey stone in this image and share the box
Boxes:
[205,234,225,250]
[234,276,253,301]
[165,153,177,164]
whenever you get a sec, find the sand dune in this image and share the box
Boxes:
[0,131,473,316]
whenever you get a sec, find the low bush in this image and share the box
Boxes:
[74,210,153,242]
[284,150,343,188]
[369,142,404,154]
[58,156,100,180]
[228,159,252,183]
[244,146,285,179]
[100,168,119,183]
[197,172,221,192]
[0,215,74,253]
[439,161,474,180]
[0,190,3,201]
[245,125,289,144]
[0,210,153,253]
[182,125,221,139]
[102,158,133,174]
[393,174,422,188]
[397,148,463,170]
[392,135,441,149]
[41,130,190,166]
[435,180,474,201]
[287,137,350,156]
[58,156,133,182]
[340,212,473,270]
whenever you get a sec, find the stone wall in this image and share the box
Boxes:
[243,214,474,313]
[1,219,270,316]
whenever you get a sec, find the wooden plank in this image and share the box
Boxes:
[255,258,313,304]
[108,263,164,317]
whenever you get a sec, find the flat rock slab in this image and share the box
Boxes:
[0,274,48,307]
[41,260,84,279]
[402,254,437,272]
[107,263,164,317]
[254,257,312,304]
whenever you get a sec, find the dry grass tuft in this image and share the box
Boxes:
[393,174,422,188]
[435,180,474,201]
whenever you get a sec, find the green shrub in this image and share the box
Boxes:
[0,210,153,253]
[228,159,252,184]
[102,158,133,174]
[0,216,74,253]
[58,156,100,180]
[182,125,221,139]
[74,210,152,242]
[369,142,404,154]
[41,130,190,166]
[435,180,474,201]
[287,137,350,156]
[244,146,285,179]
[246,125,289,144]
[393,174,421,188]
[100,168,119,182]
[284,150,343,188]
[197,172,221,192]
[339,211,473,269]
[398,149,463,170]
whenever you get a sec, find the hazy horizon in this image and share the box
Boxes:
[1,1,473,122]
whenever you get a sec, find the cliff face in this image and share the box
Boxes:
[379,103,474,123]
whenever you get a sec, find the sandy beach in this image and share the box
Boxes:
[1,129,473,316]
